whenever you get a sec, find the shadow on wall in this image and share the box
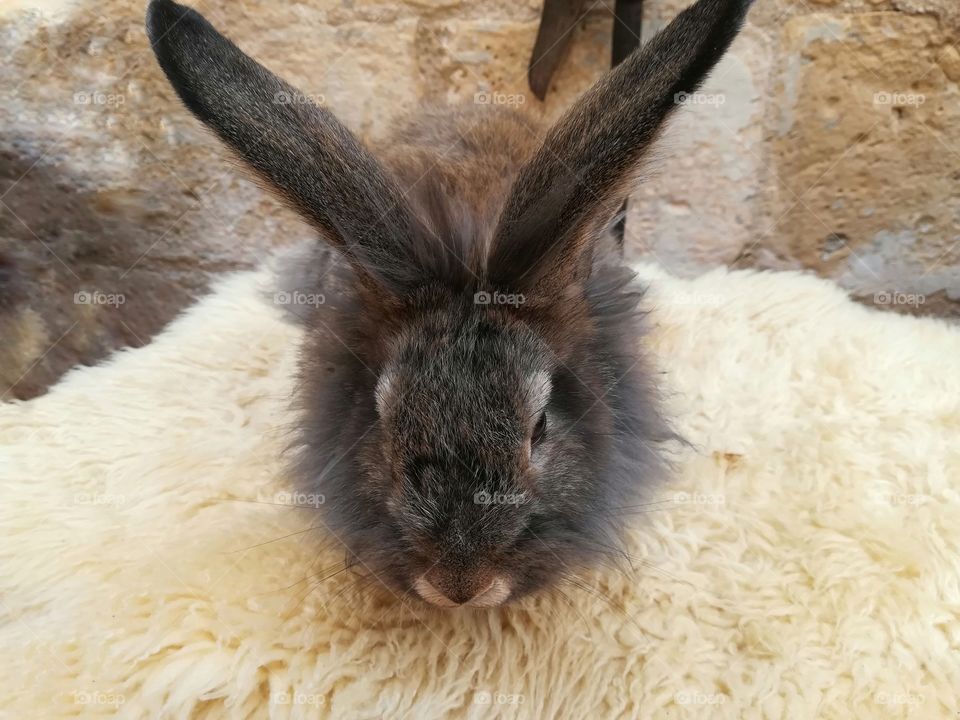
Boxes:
[0,1,325,401]
[0,151,218,400]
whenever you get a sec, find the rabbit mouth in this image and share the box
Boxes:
[413,574,512,608]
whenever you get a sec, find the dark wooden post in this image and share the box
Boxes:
[611,0,643,252]
[528,0,644,255]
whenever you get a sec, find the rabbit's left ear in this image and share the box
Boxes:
[487,0,753,298]
[146,0,435,296]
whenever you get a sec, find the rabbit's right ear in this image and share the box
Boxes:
[146,0,431,296]
[487,0,753,299]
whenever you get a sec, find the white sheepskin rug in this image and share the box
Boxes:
[2,263,959,720]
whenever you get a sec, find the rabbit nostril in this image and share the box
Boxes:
[467,575,511,607]
[413,575,460,607]
[414,574,511,608]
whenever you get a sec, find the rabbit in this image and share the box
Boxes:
[147,0,752,608]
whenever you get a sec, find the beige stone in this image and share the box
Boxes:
[937,44,960,82]
[624,24,771,274]
[763,12,960,309]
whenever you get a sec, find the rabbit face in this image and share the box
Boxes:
[361,298,609,606]
[292,271,655,608]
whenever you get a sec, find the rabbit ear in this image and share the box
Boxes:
[487,0,752,297]
[146,0,429,295]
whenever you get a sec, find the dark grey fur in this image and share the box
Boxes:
[147,0,752,605]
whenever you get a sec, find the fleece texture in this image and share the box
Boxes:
[1,264,958,720]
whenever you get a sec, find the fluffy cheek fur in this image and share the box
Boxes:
[331,373,621,603]
[294,393,603,604]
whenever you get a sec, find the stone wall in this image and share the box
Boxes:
[1,0,958,398]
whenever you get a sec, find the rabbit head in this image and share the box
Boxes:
[147,0,751,608]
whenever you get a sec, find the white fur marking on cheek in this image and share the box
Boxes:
[375,369,396,417]
[527,370,552,414]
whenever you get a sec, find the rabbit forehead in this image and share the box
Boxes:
[377,311,551,431]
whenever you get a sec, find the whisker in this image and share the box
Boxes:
[252,562,350,597]
[285,564,360,616]
[614,507,679,516]
[592,555,637,578]
[284,578,323,616]
[560,576,648,637]
[323,574,374,611]
[583,539,636,570]
[323,576,379,622]
[554,586,591,633]
[630,557,693,586]
[609,498,681,511]
[583,541,694,587]
[213,497,324,510]
[225,525,325,554]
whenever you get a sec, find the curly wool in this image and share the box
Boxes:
[1,263,958,719]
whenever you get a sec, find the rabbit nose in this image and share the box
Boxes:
[414,572,511,608]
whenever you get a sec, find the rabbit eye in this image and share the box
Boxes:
[531,412,547,446]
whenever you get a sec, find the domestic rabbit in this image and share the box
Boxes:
[147,0,752,607]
